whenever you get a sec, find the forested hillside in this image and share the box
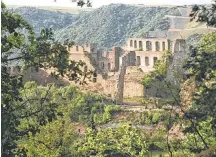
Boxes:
[12,4,184,49]
[11,6,77,35]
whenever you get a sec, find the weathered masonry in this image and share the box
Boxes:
[9,36,187,102]
[121,38,170,72]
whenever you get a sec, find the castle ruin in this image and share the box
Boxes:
[9,36,186,103]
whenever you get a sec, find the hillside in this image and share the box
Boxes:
[55,4,182,49]
[10,6,77,35]
[12,4,187,49]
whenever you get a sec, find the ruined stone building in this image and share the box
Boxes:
[66,37,186,77]
[8,6,213,101]
[104,47,123,72]
[9,35,186,102]
[112,37,186,103]
[120,38,170,72]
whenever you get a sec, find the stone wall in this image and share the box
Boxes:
[103,78,116,97]
[98,57,110,73]
[104,47,123,71]
[123,66,145,98]
[135,51,164,72]
[121,37,171,73]
[124,81,144,97]
[68,45,95,70]
[119,51,136,67]
[167,39,187,84]
[9,67,70,86]
[9,36,188,99]
[100,66,145,101]
[126,38,170,52]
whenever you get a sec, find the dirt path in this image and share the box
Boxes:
[119,104,164,112]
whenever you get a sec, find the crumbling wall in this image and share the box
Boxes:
[167,39,187,84]
[104,47,123,71]
[101,66,145,102]
[103,78,116,97]
[124,81,144,98]
[135,51,164,72]
[116,65,126,104]
[68,45,95,70]
[9,67,70,86]
[123,66,145,98]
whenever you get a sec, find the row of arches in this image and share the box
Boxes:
[130,40,166,51]
[136,56,158,66]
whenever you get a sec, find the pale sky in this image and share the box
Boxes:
[3,0,212,8]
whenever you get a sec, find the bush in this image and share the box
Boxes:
[152,112,161,124]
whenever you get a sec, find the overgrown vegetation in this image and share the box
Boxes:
[13,82,120,156]
[1,1,216,157]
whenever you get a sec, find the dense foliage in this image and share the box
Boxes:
[190,1,216,27]
[182,31,216,154]
[142,50,180,99]
[1,2,86,156]
[13,82,120,156]
[1,1,216,157]
[141,1,216,154]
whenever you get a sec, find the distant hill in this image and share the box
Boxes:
[10,6,77,35]
[12,4,193,49]
[54,4,184,49]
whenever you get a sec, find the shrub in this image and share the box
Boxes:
[152,112,161,124]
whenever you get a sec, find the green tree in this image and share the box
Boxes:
[183,31,216,152]
[16,118,79,157]
[1,3,86,156]
[190,0,216,27]
[77,124,148,157]
[179,4,216,154]
[13,82,120,156]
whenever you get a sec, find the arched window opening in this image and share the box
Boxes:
[134,40,137,48]
[153,57,158,65]
[162,42,166,51]
[76,46,79,51]
[145,57,149,66]
[155,41,160,51]
[130,40,133,47]
[136,56,141,66]
[146,41,152,51]
[139,41,143,50]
